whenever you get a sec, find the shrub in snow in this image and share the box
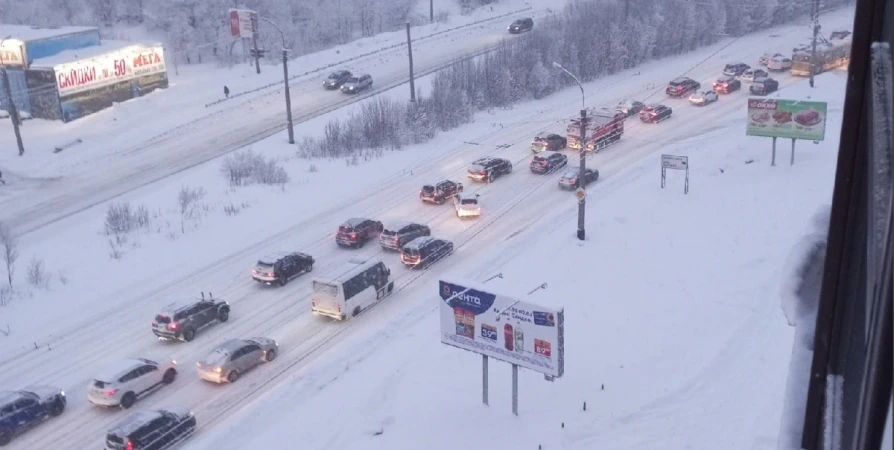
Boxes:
[26,256,50,290]
[0,223,18,289]
[104,202,149,236]
[221,150,290,187]
[177,185,206,233]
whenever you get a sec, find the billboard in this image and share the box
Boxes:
[438,278,565,378]
[54,44,166,97]
[0,39,27,68]
[229,9,259,39]
[746,98,828,141]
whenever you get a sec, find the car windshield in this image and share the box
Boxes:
[346,77,359,83]
[469,164,485,173]
[328,73,341,79]
[312,281,338,296]
[381,229,397,236]
[339,225,353,232]
[422,185,434,192]
[461,198,477,205]
[154,315,170,324]
[403,248,421,257]
[201,350,229,366]
[256,261,274,269]
[562,170,577,178]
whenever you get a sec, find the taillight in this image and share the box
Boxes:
[266,272,274,277]
[168,322,178,330]
[152,321,156,326]
[125,440,134,450]
[106,389,118,396]
[312,299,316,306]
[350,233,358,239]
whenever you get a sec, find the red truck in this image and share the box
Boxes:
[566,108,626,152]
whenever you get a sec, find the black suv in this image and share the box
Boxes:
[152,293,229,342]
[508,18,533,34]
[336,218,384,248]
[323,70,352,90]
[749,77,779,95]
[251,252,314,286]
[380,222,431,250]
[666,77,701,97]
[468,157,512,183]
[420,180,463,204]
[530,133,567,152]
[639,104,673,123]
[400,237,454,269]
[104,407,196,450]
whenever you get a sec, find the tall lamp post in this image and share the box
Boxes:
[552,62,587,241]
[259,17,294,144]
[0,36,24,156]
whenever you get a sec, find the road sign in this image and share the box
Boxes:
[575,188,586,202]
[661,154,688,170]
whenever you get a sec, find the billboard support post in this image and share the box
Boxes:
[511,364,519,416]
[482,354,489,406]
[772,136,777,166]
[661,155,689,194]
[791,138,796,166]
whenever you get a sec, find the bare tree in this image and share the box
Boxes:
[0,223,18,289]
[178,185,206,233]
[26,256,50,289]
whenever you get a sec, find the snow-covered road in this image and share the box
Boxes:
[0,7,855,449]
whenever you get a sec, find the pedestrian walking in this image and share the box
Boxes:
[224,85,230,98]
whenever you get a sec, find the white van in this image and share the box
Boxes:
[311,258,394,320]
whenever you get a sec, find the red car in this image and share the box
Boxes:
[335,218,383,248]
[712,75,741,94]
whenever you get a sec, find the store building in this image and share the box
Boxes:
[0,24,168,122]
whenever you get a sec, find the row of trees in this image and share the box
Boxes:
[0,0,495,66]
[298,0,852,159]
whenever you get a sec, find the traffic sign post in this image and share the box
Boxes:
[661,154,689,194]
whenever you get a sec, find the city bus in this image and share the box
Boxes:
[311,258,394,320]
[791,33,852,77]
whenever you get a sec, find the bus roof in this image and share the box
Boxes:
[313,258,383,285]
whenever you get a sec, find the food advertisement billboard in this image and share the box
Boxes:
[438,278,565,378]
[54,44,166,97]
[746,98,827,141]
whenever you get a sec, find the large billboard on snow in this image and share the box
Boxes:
[54,44,166,97]
[746,98,828,141]
[438,278,565,378]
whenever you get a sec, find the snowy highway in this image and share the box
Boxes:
[0,7,855,449]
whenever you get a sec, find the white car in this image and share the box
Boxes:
[767,55,793,71]
[741,68,769,82]
[688,90,719,106]
[87,358,177,409]
[454,193,481,218]
[759,52,784,66]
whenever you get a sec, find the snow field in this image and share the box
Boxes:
[0,6,855,449]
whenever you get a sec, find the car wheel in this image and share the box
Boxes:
[487,172,495,183]
[437,198,445,205]
[280,276,288,287]
[227,370,240,383]
[49,399,65,416]
[306,264,313,273]
[218,308,229,322]
[183,329,196,342]
[507,164,513,173]
[265,349,277,362]
[358,239,365,248]
[120,392,136,409]
[0,431,10,446]
[353,306,362,317]
[162,368,177,384]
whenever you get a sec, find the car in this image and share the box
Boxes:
[88,358,178,409]
[712,75,742,94]
[688,90,719,106]
[341,74,373,94]
[759,52,784,65]
[530,133,567,152]
[323,70,352,90]
[152,293,230,342]
[558,167,599,190]
[336,218,383,248]
[615,99,645,117]
[467,157,512,183]
[0,387,66,446]
[665,77,701,97]
[379,222,431,251]
[741,68,769,82]
[639,104,673,123]
[420,180,463,204]
[196,338,278,384]
[251,252,314,286]
[400,236,454,269]
[749,77,780,95]
[530,151,568,174]
[830,30,851,40]
[767,55,793,71]
[508,18,533,34]
[104,407,196,450]
[454,193,481,219]
[722,62,751,76]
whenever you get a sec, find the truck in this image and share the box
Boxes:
[566,108,626,153]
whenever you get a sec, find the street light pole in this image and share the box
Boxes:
[809,0,820,88]
[260,17,294,144]
[0,36,24,156]
[406,22,416,102]
[552,62,586,241]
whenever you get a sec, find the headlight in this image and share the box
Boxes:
[215,367,222,373]
[60,391,65,397]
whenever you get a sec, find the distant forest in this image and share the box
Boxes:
[0,0,851,66]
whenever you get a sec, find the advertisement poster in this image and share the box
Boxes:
[438,278,565,378]
[229,9,259,39]
[746,98,827,141]
[54,44,166,97]
[0,39,27,68]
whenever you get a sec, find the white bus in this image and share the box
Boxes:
[311,258,394,320]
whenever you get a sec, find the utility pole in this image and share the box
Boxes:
[577,109,587,241]
[430,0,434,22]
[0,36,24,156]
[251,12,261,74]
[406,22,416,102]
[260,17,294,144]
[809,0,819,88]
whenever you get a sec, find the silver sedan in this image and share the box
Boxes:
[196,338,278,384]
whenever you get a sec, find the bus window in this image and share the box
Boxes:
[312,281,337,296]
